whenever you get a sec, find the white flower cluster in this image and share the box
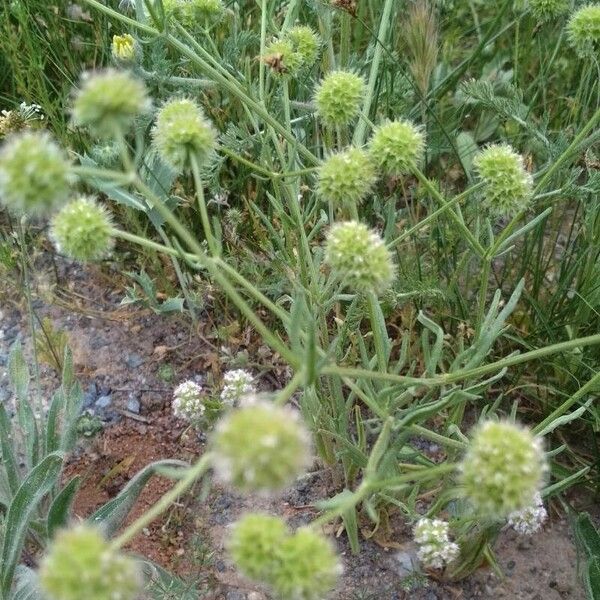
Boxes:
[507,493,547,535]
[413,518,459,570]
[172,380,205,421]
[220,369,256,406]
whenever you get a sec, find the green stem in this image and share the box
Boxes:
[367,291,389,372]
[323,332,600,387]
[112,453,213,549]
[190,153,218,256]
[412,166,486,257]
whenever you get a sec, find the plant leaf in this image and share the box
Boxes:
[47,476,81,538]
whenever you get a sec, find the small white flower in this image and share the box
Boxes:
[172,380,205,421]
[220,369,256,406]
[414,518,459,570]
[508,493,547,535]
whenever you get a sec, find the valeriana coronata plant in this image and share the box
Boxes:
[0,131,71,215]
[317,148,378,206]
[528,0,569,20]
[172,380,205,421]
[314,71,365,127]
[324,221,395,294]
[263,26,320,76]
[413,518,460,570]
[72,69,151,137]
[228,514,341,599]
[50,197,114,261]
[286,25,320,69]
[507,492,548,535]
[566,4,600,58]
[220,369,256,406]
[152,98,217,172]
[38,524,142,600]
[473,144,533,217]
[211,402,312,493]
[460,421,547,517]
[369,119,425,176]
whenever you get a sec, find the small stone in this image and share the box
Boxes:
[95,395,112,409]
[126,395,140,414]
[125,353,143,368]
[393,549,418,577]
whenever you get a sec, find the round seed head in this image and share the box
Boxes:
[50,197,114,262]
[271,527,341,600]
[507,492,548,535]
[473,143,533,216]
[72,69,151,137]
[285,25,320,69]
[262,39,304,76]
[528,0,569,20]
[460,421,548,518]
[324,221,395,294]
[211,402,312,493]
[39,524,142,600]
[369,119,425,176]
[317,148,377,205]
[315,71,365,127]
[0,131,71,216]
[228,513,288,581]
[566,4,600,58]
[152,98,217,172]
[173,380,205,421]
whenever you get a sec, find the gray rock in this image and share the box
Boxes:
[125,353,143,368]
[95,395,112,409]
[126,395,141,414]
[393,549,418,577]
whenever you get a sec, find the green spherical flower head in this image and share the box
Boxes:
[369,119,425,176]
[212,402,312,493]
[152,98,217,172]
[39,524,141,600]
[72,69,151,137]
[0,131,71,216]
[473,143,533,217]
[262,39,304,76]
[285,25,320,69]
[315,71,365,127]
[318,148,377,205]
[460,421,547,518]
[50,197,114,262]
[567,5,600,58]
[272,528,341,600]
[529,0,569,21]
[324,221,395,294]
[228,513,288,581]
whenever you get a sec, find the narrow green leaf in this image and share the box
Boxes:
[0,402,19,496]
[1,453,63,595]
[89,460,187,537]
[8,340,30,402]
[585,557,600,600]
[47,476,81,538]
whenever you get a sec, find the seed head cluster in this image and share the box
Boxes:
[152,98,217,172]
[324,221,395,294]
[229,513,341,599]
[50,197,114,262]
[460,421,547,518]
[0,131,71,216]
[567,4,600,58]
[315,71,365,127]
[369,119,425,176]
[211,402,312,493]
[473,144,533,217]
[507,492,548,535]
[317,148,377,206]
[39,524,141,600]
